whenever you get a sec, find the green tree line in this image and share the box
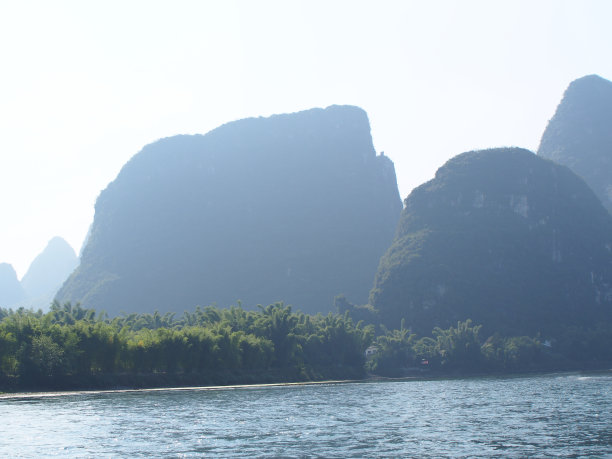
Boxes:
[1,303,610,390]
[366,319,612,377]
[0,302,373,390]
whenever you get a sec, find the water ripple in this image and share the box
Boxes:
[1,372,611,457]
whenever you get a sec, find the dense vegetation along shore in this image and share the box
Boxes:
[1,302,611,392]
[0,302,369,391]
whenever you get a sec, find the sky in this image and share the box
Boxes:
[1,0,612,279]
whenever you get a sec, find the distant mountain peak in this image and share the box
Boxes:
[21,236,78,301]
[556,74,612,116]
[47,236,73,248]
[538,74,612,213]
[567,73,611,88]
[0,263,25,306]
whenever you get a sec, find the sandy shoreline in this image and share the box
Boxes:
[0,378,365,400]
[2,369,609,400]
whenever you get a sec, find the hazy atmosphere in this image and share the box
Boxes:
[2,0,612,277]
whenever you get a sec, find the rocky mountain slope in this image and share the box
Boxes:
[370,147,612,336]
[56,106,402,315]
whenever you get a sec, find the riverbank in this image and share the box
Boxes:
[0,377,368,400]
[3,367,611,400]
[0,364,366,395]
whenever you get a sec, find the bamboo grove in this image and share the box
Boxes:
[1,302,611,391]
[0,302,372,390]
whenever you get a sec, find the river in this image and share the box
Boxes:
[1,372,611,457]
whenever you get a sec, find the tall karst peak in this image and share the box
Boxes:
[57,105,402,316]
[370,147,612,337]
[538,74,612,213]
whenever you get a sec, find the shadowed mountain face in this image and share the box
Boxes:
[56,105,402,315]
[21,237,78,300]
[0,263,25,306]
[370,148,612,337]
[538,74,612,213]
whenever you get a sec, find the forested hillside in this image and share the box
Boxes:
[370,148,612,337]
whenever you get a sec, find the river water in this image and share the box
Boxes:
[1,372,611,457]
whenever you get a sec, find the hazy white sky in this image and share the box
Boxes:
[1,0,612,278]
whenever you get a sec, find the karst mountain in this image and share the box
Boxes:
[539,74,612,213]
[370,147,612,336]
[56,106,402,315]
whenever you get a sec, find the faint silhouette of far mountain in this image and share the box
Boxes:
[0,263,26,307]
[56,105,402,316]
[370,147,612,337]
[539,74,612,213]
[19,237,78,307]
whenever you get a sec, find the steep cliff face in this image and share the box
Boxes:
[538,74,612,213]
[57,105,402,315]
[371,148,612,336]
[21,237,78,300]
[0,263,25,307]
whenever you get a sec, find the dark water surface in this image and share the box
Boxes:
[1,372,611,457]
